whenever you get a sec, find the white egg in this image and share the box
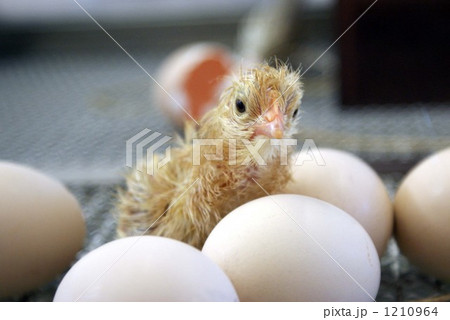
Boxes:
[54,236,239,301]
[202,194,380,302]
[0,162,85,298]
[395,147,450,281]
[283,148,393,256]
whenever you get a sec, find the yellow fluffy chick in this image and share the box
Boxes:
[117,62,304,248]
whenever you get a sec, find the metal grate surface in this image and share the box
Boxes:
[1,24,449,301]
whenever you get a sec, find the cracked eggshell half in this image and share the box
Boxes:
[155,42,233,127]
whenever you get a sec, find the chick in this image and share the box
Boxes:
[117,62,303,248]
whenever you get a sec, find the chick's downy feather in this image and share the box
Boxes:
[117,62,303,248]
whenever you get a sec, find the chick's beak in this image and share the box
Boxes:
[252,103,285,139]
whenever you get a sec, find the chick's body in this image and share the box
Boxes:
[117,63,303,248]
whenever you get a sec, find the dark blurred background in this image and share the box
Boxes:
[1,0,449,301]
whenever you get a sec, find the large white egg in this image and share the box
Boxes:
[54,236,239,301]
[394,147,450,281]
[0,162,85,298]
[202,194,380,302]
[282,148,393,256]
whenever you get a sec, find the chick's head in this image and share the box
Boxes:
[217,62,303,141]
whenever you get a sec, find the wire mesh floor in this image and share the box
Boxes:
[1,23,449,301]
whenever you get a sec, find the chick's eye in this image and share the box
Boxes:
[235,99,246,113]
[292,108,299,118]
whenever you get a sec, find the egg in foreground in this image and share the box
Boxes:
[282,148,393,256]
[54,236,239,301]
[0,162,85,298]
[394,147,450,282]
[202,194,380,302]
